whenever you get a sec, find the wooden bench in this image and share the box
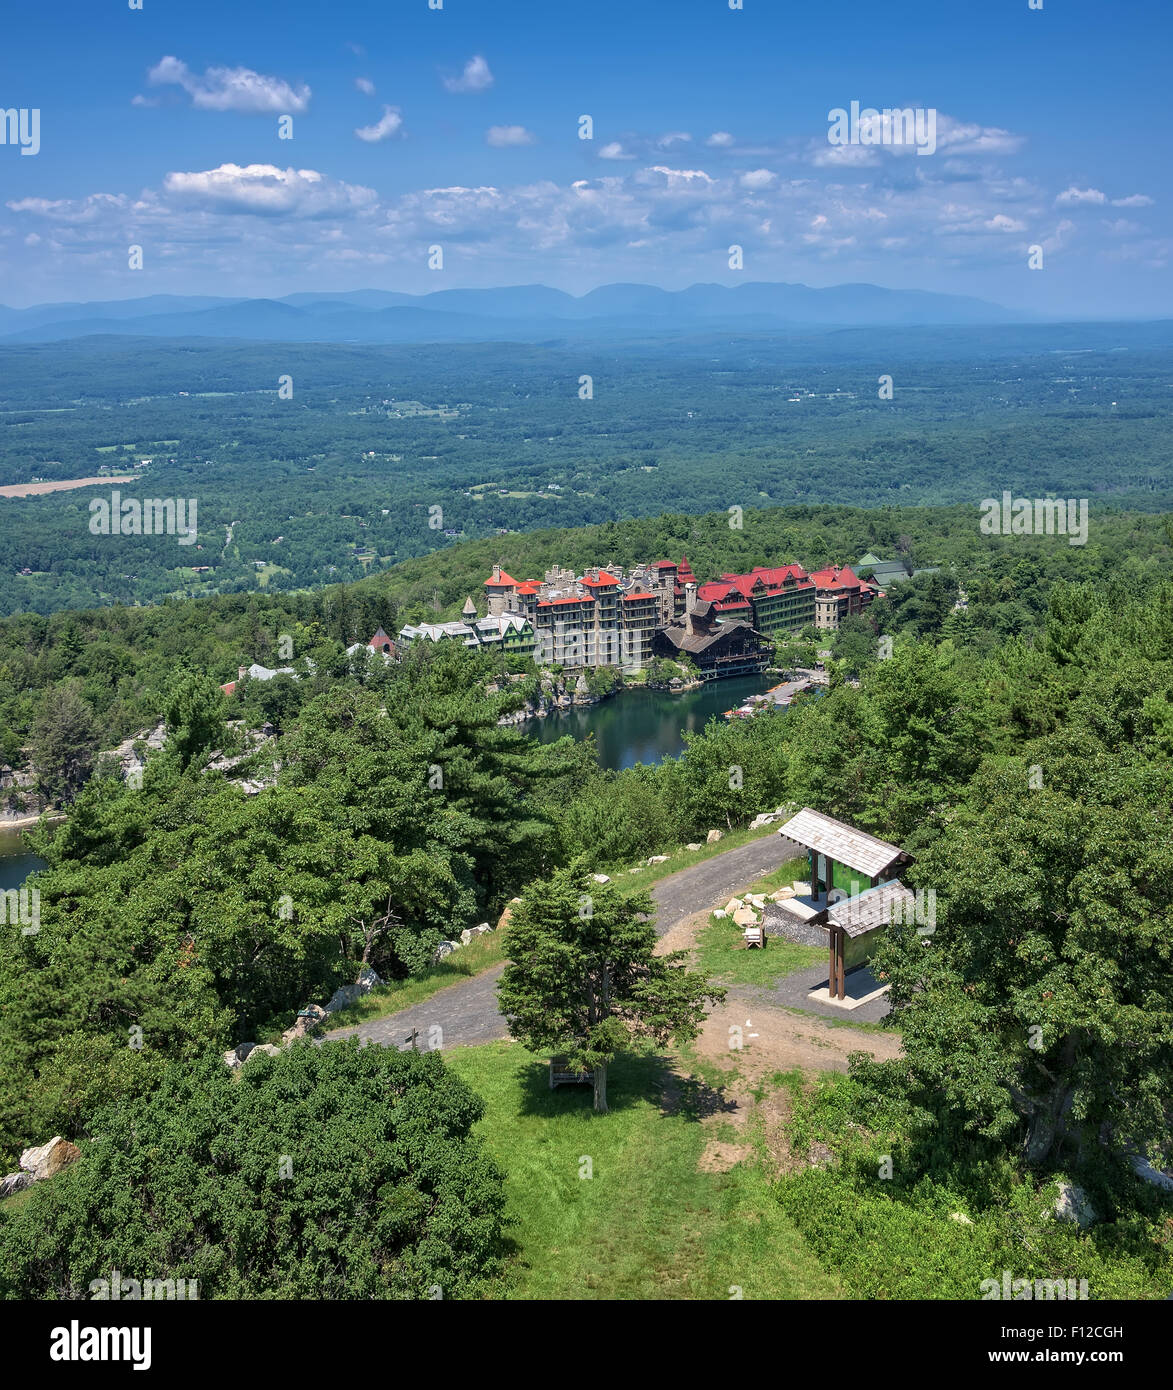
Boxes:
[549,1057,595,1089]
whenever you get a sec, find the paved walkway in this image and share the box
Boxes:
[325,832,806,1052]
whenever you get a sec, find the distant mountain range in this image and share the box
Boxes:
[0,281,1032,345]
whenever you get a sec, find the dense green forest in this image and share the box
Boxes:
[1,552,1171,1295]
[0,492,1169,1298]
[1,330,1171,613]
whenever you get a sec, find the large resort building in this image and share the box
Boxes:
[698,562,878,635]
[396,552,885,674]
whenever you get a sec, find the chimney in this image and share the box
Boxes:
[685,581,697,636]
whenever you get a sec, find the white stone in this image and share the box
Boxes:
[592,874,611,884]
[706,829,723,844]
[19,1136,81,1180]
[1052,1181,1097,1228]
[949,1211,973,1225]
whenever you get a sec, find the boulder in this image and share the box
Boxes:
[496,898,521,932]
[242,1043,281,1065]
[724,899,742,916]
[326,983,364,1013]
[592,873,611,884]
[1052,1181,1097,1228]
[281,1003,329,1044]
[356,965,382,992]
[19,1136,81,1181]
[747,894,767,909]
[222,1042,256,1069]
[706,829,723,844]
[1131,1155,1173,1192]
[733,907,759,928]
[647,855,670,866]
[0,1171,34,1198]
[770,887,796,901]
[685,843,702,852]
[432,940,459,964]
[469,923,492,939]
[949,1211,974,1225]
[459,928,475,947]
[712,910,728,920]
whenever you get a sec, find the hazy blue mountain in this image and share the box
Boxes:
[0,280,1036,344]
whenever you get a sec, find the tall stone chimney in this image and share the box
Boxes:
[685,582,697,636]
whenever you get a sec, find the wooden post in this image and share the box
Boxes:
[828,927,838,999]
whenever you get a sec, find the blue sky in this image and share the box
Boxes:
[0,0,1169,315]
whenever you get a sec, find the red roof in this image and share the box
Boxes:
[811,565,861,591]
[515,580,542,595]
[651,560,678,569]
[623,591,657,600]
[581,572,619,587]
[539,595,594,607]
[484,570,519,587]
[220,680,238,697]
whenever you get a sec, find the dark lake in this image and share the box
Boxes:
[0,828,45,891]
[520,673,776,770]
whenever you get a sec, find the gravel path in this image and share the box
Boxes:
[325,832,805,1052]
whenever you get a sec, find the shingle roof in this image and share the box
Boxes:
[778,808,904,877]
[827,880,915,937]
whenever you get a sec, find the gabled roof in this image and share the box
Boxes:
[622,590,657,600]
[515,580,542,595]
[484,569,519,587]
[827,880,916,937]
[810,565,862,592]
[581,572,619,587]
[778,808,904,878]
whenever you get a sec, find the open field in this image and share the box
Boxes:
[0,475,135,498]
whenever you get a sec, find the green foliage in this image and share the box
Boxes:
[774,1074,1173,1299]
[0,1041,506,1299]
[498,861,725,1110]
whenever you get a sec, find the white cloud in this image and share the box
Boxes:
[443,55,493,94]
[1056,186,1107,206]
[706,132,735,147]
[657,131,692,147]
[740,168,777,190]
[146,56,311,114]
[934,116,1022,156]
[486,125,536,147]
[355,106,404,143]
[642,165,714,185]
[1111,193,1153,208]
[599,142,634,160]
[355,77,376,96]
[162,163,376,215]
[985,213,1026,232]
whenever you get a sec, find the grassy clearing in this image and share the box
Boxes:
[741,855,810,898]
[697,913,823,988]
[446,1041,841,1301]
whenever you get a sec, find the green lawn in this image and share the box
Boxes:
[447,1041,841,1301]
[697,914,823,988]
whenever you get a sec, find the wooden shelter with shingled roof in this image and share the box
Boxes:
[767,809,914,1001]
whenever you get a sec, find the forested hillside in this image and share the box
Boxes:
[1,329,1170,613]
